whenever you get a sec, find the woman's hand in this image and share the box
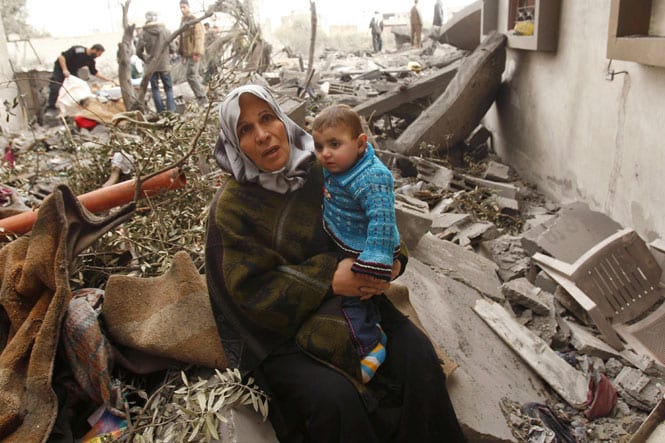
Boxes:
[332,258,390,298]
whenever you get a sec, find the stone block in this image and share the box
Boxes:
[614,367,665,412]
[463,175,519,199]
[565,320,623,361]
[494,196,520,215]
[501,278,553,315]
[454,221,499,247]
[412,158,454,189]
[395,199,432,251]
[479,235,529,282]
[431,213,471,234]
[484,160,511,182]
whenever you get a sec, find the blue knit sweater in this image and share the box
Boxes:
[322,143,400,281]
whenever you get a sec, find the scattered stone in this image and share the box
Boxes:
[613,367,665,412]
[395,198,432,251]
[493,195,520,215]
[479,235,530,282]
[566,320,624,361]
[412,157,454,189]
[463,175,519,199]
[484,160,511,182]
[605,358,625,379]
[502,278,553,316]
[454,221,499,247]
[430,212,470,234]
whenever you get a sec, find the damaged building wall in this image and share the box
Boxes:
[483,0,665,242]
[0,10,24,133]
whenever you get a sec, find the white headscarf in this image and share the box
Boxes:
[214,85,315,194]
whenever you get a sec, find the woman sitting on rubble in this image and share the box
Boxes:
[205,84,466,442]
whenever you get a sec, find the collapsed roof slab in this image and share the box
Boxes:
[353,58,462,123]
[392,32,506,157]
[432,0,482,51]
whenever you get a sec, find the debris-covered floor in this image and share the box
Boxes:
[1,4,665,442]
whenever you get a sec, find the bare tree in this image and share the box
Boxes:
[117,0,268,112]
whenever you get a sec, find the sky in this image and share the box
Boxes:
[25,0,477,38]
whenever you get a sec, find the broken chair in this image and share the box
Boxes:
[532,228,665,366]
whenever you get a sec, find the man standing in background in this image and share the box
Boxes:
[178,0,207,106]
[369,11,384,53]
[410,0,423,48]
[433,0,444,28]
[136,11,176,113]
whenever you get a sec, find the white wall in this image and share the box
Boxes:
[483,0,665,241]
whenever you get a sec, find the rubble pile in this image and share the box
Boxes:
[1,10,664,442]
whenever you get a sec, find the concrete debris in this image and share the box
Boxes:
[484,160,511,182]
[394,196,432,250]
[4,16,664,443]
[613,367,665,412]
[501,278,553,316]
[392,32,506,156]
[479,235,530,282]
[431,0,483,51]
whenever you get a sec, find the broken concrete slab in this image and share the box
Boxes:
[521,202,623,263]
[413,233,503,302]
[614,367,665,412]
[392,32,506,156]
[464,175,519,199]
[374,149,418,178]
[501,278,553,316]
[494,195,520,214]
[354,60,461,122]
[484,160,511,182]
[432,0,482,50]
[395,197,432,251]
[412,157,454,189]
[399,258,549,442]
[473,299,588,409]
[464,125,492,161]
[479,235,529,282]
[454,221,499,247]
[566,319,625,361]
[431,213,471,234]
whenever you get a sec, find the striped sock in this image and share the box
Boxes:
[360,326,387,384]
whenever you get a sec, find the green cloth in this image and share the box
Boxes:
[205,163,365,385]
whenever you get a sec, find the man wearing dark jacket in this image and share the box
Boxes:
[136,11,176,112]
[46,44,112,112]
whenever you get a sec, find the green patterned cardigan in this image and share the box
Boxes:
[206,163,408,395]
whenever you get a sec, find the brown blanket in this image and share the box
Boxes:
[0,185,133,443]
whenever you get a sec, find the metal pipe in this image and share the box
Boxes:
[0,168,186,237]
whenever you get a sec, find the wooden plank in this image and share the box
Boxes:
[353,59,461,122]
[473,299,588,408]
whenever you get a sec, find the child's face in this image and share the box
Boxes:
[313,125,367,174]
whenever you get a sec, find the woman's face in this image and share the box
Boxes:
[236,93,290,172]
